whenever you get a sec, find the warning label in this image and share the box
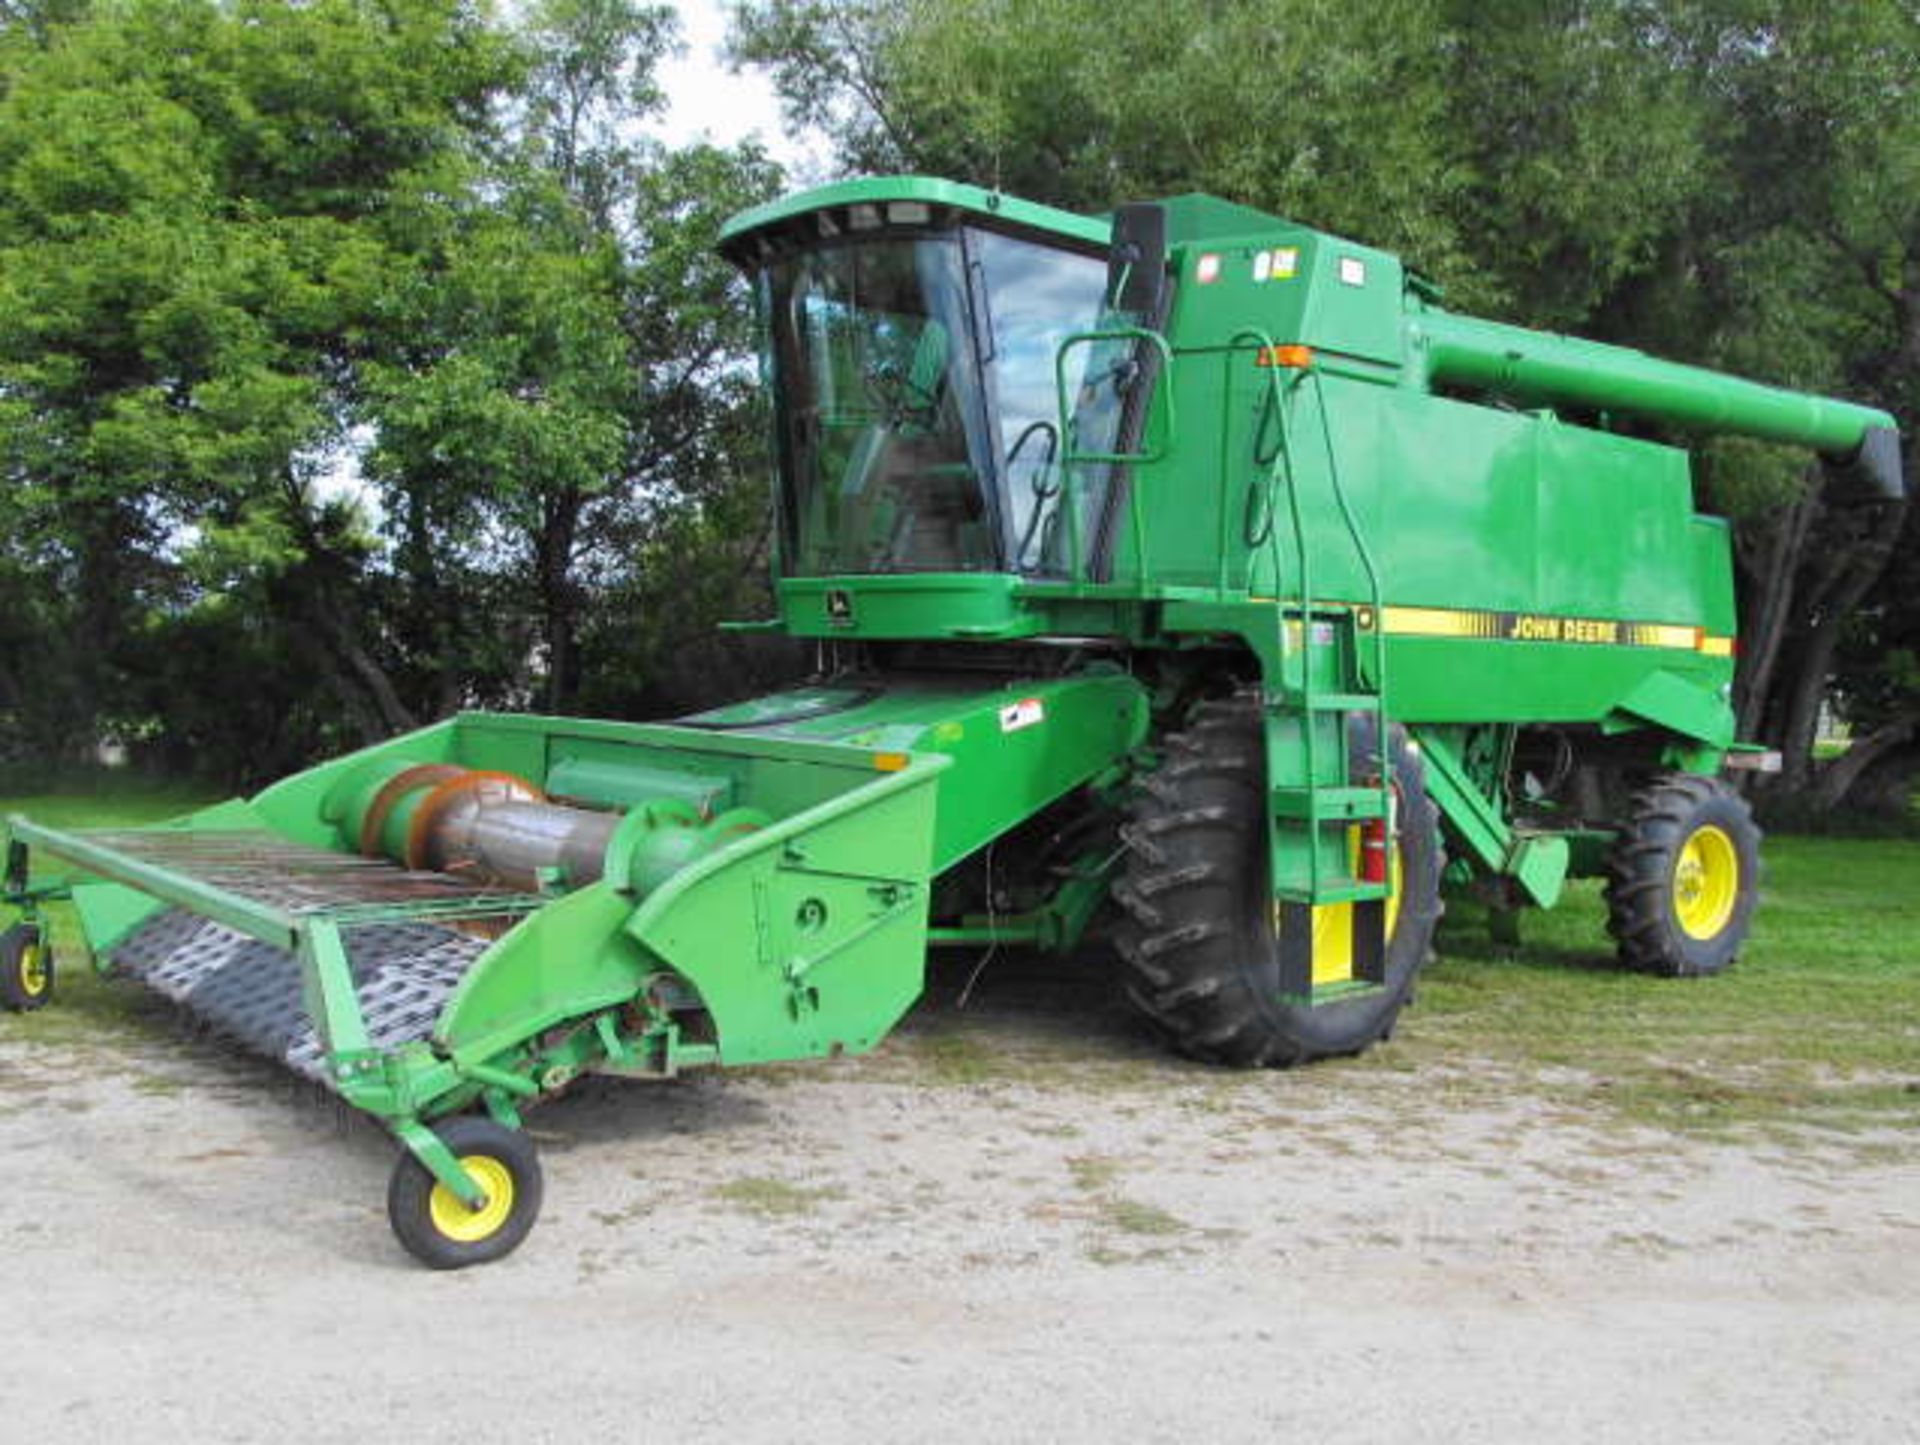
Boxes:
[998,698,1046,733]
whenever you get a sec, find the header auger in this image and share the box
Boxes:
[4,176,1902,1266]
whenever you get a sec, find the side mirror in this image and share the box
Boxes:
[1106,203,1168,322]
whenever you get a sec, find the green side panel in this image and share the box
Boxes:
[685,671,1151,872]
[1138,367,1738,739]
[1534,419,1700,619]
[1691,515,1738,636]
[1242,383,1707,620]
[544,757,732,811]
[69,881,163,956]
[432,882,661,1066]
[1607,667,1736,748]
[621,762,947,1065]
[1386,641,1730,734]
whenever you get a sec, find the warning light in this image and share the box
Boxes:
[1255,344,1314,369]
[873,752,910,772]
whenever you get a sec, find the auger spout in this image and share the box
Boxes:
[1414,310,1905,498]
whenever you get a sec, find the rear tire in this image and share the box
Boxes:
[1113,694,1442,1067]
[0,923,53,1012]
[1604,773,1760,976]
[387,1115,543,1269]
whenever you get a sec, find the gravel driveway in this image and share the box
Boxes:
[4,949,1914,1443]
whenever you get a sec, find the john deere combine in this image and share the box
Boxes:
[2,178,1903,1267]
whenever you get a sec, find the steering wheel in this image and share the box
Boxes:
[863,360,941,433]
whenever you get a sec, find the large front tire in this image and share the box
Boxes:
[1114,696,1442,1068]
[1604,773,1760,977]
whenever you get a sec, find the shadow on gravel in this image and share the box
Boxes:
[535,1072,774,1151]
[899,940,1198,1075]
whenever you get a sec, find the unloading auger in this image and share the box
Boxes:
[3,177,1902,1266]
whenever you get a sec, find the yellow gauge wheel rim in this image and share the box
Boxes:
[1673,824,1740,941]
[427,1155,517,1243]
[19,941,48,998]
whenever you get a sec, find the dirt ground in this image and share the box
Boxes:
[3,947,1915,1444]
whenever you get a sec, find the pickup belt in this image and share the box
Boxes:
[111,909,487,1087]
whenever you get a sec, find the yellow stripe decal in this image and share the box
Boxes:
[1381,606,1480,638]
[1379,605,1725,653]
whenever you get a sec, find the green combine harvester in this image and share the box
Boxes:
[2,178,1903,1267]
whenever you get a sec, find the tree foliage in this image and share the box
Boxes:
[0,0,784,781]
[359,0,781,717]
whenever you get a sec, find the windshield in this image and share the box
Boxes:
[761,224,1118,576]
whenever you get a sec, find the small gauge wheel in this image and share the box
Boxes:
[387,1115,544,1269]
[0,922,53,1012]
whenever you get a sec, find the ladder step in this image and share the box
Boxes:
[1273,875,1391,905]
[1272,787,1389,821]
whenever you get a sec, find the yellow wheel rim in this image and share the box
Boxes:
[427,1155,516,1244]
[19,941,47,998]
[1673,824,1740,941]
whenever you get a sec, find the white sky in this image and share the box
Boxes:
[651,0,830,177]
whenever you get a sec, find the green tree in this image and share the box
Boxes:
[730,0,1709,314]
[1642,1,1920,812]
[362,0,781,714]
[0,0,517,769]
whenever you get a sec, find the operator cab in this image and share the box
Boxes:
[721,181,1150,580]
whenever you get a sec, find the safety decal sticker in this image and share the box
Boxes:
[999,698,1046,733]
[1251,248,1299,283]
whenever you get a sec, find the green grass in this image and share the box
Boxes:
[1,781,219,1045]
[1409,834,1920,1133]
[709,1175,847,1217]
[1065,1154,1192,1244]
[0,778,223,832]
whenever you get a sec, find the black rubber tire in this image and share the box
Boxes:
[387,1115,544,1270]
[1604,773,1761,977]
[0,922,53,1013]
[1113,694,1443,1067]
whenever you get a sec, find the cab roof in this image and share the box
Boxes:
[718,174,1342,269]
[719,175,1113,261]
